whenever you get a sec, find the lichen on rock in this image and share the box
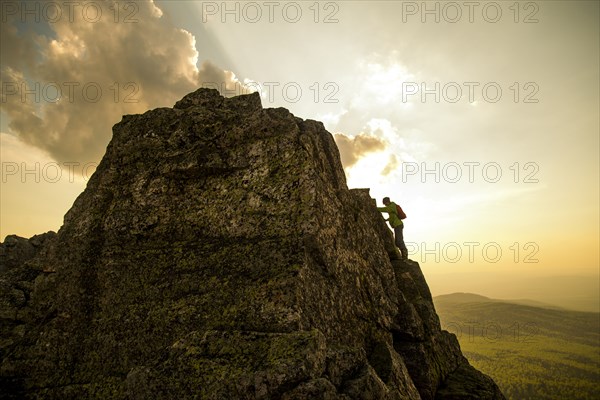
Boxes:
[0,89,505,399]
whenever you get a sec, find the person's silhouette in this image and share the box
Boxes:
[377,197,408,260]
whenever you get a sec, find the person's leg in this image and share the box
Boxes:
[394,225,408,260]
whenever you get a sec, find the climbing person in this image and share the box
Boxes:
[377,197,409,261]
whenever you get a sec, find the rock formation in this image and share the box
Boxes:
[0,233,56,274]
[0,89,505,399]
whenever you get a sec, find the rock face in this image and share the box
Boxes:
[0,89,505,399]
[1,232,57,374]
[0,233,56,274]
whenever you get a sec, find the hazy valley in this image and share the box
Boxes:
[434,293,600,400]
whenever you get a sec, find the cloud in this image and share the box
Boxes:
[332,117,436,189]
[0,131,53,165]
[350,57,416,109]
[0,16,38,74]
[197,60,252,95]
[0,0,245,167]
[334,133,387,169]
[381,154,399,176]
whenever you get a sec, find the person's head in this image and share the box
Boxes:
[382,197,390,205]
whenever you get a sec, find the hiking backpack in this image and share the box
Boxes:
[396,204,407,220]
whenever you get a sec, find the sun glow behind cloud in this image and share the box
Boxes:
[351,59,416,109]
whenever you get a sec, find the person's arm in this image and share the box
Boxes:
[377,206,389,221]
[377,203,395,213]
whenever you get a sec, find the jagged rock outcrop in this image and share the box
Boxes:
[0,233,56,274]
[0,89,505,399]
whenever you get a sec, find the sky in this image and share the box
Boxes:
[1,1,598,310]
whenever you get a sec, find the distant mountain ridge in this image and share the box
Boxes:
[426,273,600,312]
[434,292,565,310]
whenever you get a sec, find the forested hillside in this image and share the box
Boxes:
[434,293,600,400]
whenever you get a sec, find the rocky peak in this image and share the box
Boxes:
[174,88,263,112]
[0,89,504,399]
